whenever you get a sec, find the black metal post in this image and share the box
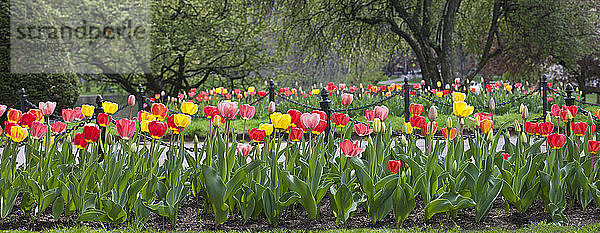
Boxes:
[565,83,575,136]
[319,88,331,142]
[541,75,548,119]
[403,77,410,123]
[268,79,275,103]
[19,88,26,112]
[95,95,105,162]
[137,84,145,112]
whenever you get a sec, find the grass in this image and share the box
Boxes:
[4,222,599,233]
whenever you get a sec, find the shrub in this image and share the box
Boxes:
[0,74,80,110]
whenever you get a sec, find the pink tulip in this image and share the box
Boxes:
[237,143,252,156]
[365,110,375,122]
[551,104,560,117]
[354,123,372,136]
[116,118,136,140]
[374,105,389,121]
[73,107,84,121]
[217,101,239,119]
[39,101,56,116]
[0,104,6,117]
[62,108,76,122]
[341,139,364,157]
[239,104,256,120]
[340,93,353,106]
[300,113,321,129]
[128,95,136,107]
[30,121,48,140]
[51,121,66,134]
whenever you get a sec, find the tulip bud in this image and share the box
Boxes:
[128,95,136,107]
[107,133,113,145]
[400,135,408,147]
[514,120,521,132]
[446,116,452,129]
[520,132,528,144]
[474,114,481,126]
[588,113,593,124]
[566,110,573,122]
[504,129,510,139]
[489,98,496,112]
[373,118,383,133]
[194,135,199,149]
[428,106,438,122]
[460,118,465,125]
[487,130,494,141]
[521,105,529,120]
[268,101,276,114]
[161,91,166,97]
[545,112,552,122]
[519,104,525,114]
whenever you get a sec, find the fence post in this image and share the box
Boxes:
[319,87,331,142]
[541,75,548,119]
[95,95,105,162]
[19,88,27,112]
[268,79,275,103]
[564,83,575,136]
[137,84,145,112]
[403,77,410,123]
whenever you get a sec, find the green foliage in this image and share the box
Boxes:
[0,74,80,110]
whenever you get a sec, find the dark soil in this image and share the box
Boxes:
[1,193,599,232]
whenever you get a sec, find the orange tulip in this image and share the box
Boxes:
[151,103,168,121]
[7,109,22,123]
[27,109,44,122]
[442,128,457,141]
[480,119,493,134]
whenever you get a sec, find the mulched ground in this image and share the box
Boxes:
[1,193,599,232]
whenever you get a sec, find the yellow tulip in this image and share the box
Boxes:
[436,81,441,87]
[102,102,118,114]
[180,102,198,115]
[453,101,474,118]
[141,120,150,133]
[259,123,274,136]
[436,91,443,98]
[174,114,191,128]
[386,92,391,97]
[403,122,413,134]
[270,112,292,130]
[81,105,95,117]
[10,126,28,142]
[212,115,224,127]
[216,87,223,94]
[312,89,320,95]
[452,92,466,102]
[505,85,513,92]
[248,86,255,93]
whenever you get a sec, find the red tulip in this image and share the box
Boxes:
[96,113,111,127]
[331,113,350,127]
[4,122,17,136]
[237,143,252,156]
[442,128,457,140]
[128,95,136,107]
[365,110,375,122]
[353,123,372,137]
[204,106,218,118]
[83,124,101,143]
[409,104,424,116]
[249,128,266,142]
[51,121,66,134]
[588,141,600,154]
[7,109,22,123]
[474,112,492,121]
[217,101,239,119]
[374,106,389,121]
[559,109,570,123]
[116,119,136,140]
[548,133,566,149]
[341,139,364,157]
[312,120,327,135]
[525,122,538,135]
[148,121,167,139]
[340,93,353,105]
[289,127,303,142]
[565,105,578,118]
[39,101,56,116]
[287,109,302,127]
[590,124,596,134]
[410,115,427,130]
[388,160,401,174]
[501,153,509,160]
[62,108,77,122]
[20,112,36,128]
[74,133,88,150]
[27,109,44,122]
[572,122,588,136]
[300,113,321,129]
[423,122,438,137]
[151,103,169,121]
[551,104,560,117]
[258,91,268,97]
[240,104,256,120]
[538,122,554,137]
[166,115,181,134]
[30,121,48,140]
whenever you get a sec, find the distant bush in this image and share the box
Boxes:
[0,74,80,110]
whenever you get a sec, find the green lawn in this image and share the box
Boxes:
[5,222,599,233]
